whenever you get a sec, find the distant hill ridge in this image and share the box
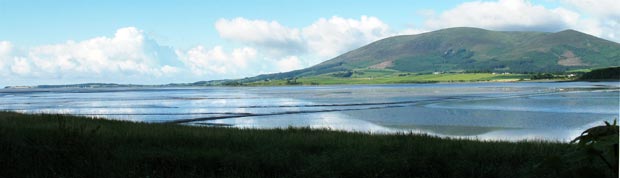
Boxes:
[239,27,620,82]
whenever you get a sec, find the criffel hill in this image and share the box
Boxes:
[232,27,619,83]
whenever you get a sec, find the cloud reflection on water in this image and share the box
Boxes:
[0,82,618,141]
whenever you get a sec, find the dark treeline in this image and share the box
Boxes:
[579,67,620,80]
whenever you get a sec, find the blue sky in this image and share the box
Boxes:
[0,0,468,48]
[0,0,618,86]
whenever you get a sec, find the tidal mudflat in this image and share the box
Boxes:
[1,81,617,141]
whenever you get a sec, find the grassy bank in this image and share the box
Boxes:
[227,67,620,86]
[0,112,613,178]
[244,70,530,86]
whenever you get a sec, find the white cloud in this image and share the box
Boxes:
[177,46,310,78]
[276,56,303,72]
[0,41,12,56]
[210,16,393,77]
[396,28,429,36]
[177,45,257,76]
[11,57,31,75]
[230,47,257,68]
[0,41,13,73]
[561,0,620,19]
[420,0,619,42]
[215,18,305,56]
[161,65,179,74]
[27,27,177,76]
[424,0,580,32]
[0,27,183,85]
[559,0,620,41]
[2,25,325,86]
[215,16,392,59]
[302,16,391,58]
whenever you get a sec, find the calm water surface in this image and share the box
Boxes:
[1,82,618,141]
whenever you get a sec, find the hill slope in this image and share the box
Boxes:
[239,27,620,82]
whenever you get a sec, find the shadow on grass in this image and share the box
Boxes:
[0,111,614,178]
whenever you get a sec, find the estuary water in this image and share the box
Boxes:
[1,82,618,141]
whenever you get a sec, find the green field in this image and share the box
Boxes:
[246,69,530,86]
[0,112,614,178]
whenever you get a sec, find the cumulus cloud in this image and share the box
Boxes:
[3,24,348,86]
[28,27,179,76]
[276,56,303,72]
[176,47,311,78]
[215,16,392,59]
[211,16,392,77]
[418,0,619,42]
[560,0,620,41]
[0,42,31,77]
[302,16,391,58]
[0,41,12,56]
[396,28,429,36]
[11,57,31,75]
[561,0,620,20]
[177,45,257,76]
[216,18,305,56]
[0,41,13,73]
[424,0,580,32]
[0,27,183,85]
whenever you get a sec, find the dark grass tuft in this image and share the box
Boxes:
[0,111,612,178]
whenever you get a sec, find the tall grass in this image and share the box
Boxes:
[0,112,612,177]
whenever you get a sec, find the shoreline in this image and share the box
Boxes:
[1,79,598,90]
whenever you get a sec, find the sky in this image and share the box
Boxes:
[0,0,618,87]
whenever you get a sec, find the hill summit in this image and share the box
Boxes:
[242,27,620,82]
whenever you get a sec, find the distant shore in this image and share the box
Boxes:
[0,73,579,89]
[8,66,619,89]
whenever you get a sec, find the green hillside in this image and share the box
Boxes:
[238,27,620,83]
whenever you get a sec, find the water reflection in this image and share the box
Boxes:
[0,82,618,141]
[193,112,400,133]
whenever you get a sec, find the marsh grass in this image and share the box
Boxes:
[0,112,612,177]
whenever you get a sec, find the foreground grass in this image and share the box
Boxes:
[0,112,612,178]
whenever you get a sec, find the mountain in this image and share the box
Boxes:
[239,27,620,82]
[9,27,618,88]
